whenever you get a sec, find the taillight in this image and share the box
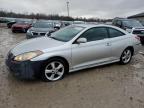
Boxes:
[135,35,140,41]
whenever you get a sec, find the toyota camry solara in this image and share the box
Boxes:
[6,24,141,81]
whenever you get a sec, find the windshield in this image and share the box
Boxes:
[33,22,53,28]
[50,26,85,42]
[140,21,144,26]
[123,20,143,28]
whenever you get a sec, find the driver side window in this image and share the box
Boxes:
[80,27,108,42]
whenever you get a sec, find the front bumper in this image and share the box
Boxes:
[26,32,46,39]
[26,33,42,39]
[138,36,144,45]
[12,27,28,33]
[5,54,44,80]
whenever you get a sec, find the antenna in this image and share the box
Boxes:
[66,1,70,17]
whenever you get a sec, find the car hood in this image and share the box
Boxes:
[30,27,54,32]
[11,37,65,56]
[13,24,30,27]
[132,27,144,30]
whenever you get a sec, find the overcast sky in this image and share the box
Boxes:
[0,0,144,18]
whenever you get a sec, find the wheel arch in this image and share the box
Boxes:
[126,46,134,56]
[43,56,70,72]
[119,46,134,64]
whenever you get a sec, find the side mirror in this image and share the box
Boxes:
[76,38,87,44]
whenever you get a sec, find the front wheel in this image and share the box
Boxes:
[120,48,132,64]
[41,59,67,82]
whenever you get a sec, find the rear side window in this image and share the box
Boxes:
[81,27,108,42]
[117,21,122,26]
[108,28,125,38]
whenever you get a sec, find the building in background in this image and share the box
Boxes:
[128,12,144,26]
[128,12,144,22]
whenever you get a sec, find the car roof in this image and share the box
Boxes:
[73,24,117,28]
[72,24,129,34]
[114,18,137,21]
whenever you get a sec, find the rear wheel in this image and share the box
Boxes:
[41,59,67,82]
[120,48,132,64]
[12,30,16,33]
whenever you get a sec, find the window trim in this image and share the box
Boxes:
[107,27,126,38]
[73,27,109,44]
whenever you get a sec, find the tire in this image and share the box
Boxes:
[12,30,16,33]
[120,48,132,64]
[41,58,68,82]
[7,25,11,28]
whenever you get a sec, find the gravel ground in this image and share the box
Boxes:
[0,27,144,108]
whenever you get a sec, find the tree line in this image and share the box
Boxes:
[0,10,112,22]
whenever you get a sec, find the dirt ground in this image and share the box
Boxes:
[0,27,144,108]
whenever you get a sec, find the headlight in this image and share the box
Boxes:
[14,50,43,61]
[45,31,54,37]
[45,31,50,37]
[27,29,31,33]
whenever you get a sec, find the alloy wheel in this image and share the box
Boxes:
[121,49,132,64]
[44,61,64,81]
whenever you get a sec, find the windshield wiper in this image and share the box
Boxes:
[49,36,66,42]
[49,36,56,39]
[49,36,60,41]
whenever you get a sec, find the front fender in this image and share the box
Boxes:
[31,49,72,67]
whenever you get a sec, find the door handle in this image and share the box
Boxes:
[106,43,111,46]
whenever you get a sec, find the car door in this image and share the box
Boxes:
[71,27,112,69]
[107,27,128,59]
